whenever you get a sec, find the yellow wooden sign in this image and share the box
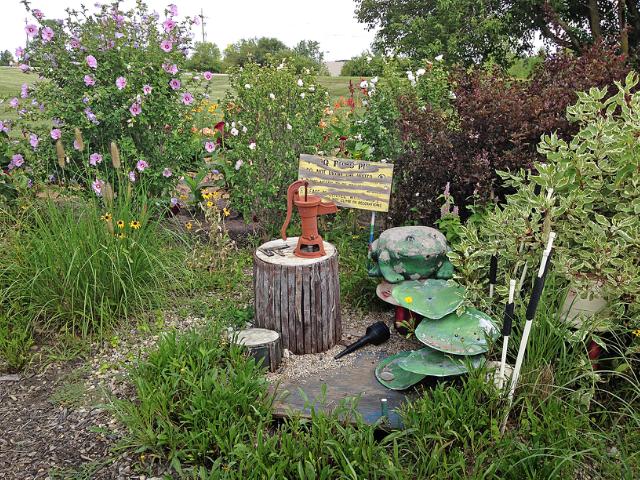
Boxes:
[298,154,394,212]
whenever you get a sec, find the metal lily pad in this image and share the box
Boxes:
[398,346,485,377]
[376,281,400,306]
[415,308,500,355]
[375,351,426,390]
[392,279,465,319]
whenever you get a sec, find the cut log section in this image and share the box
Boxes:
[254,237,341,354]
[233,328,282,372]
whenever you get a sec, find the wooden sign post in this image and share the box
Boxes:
[298,154,394,212]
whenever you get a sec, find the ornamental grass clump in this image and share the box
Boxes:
[1,143,184,337]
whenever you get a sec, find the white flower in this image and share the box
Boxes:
[407,71,415,82]
[234,159,244,170]
[327,109,334,115]
[248,142,256,150]
[360,80,368,89]
[355,134,362,141]
[230,127,239,136]
[308,85,315,92]
[286,123,292,130]
[277,62,285,70]
[304,68,310,74]
[242,126,247,133]
[362,100,368,106]
[300,92,305,98]
[416,68,426,76]
[269,93,275,100]
[448,91,457,100]
[371,76,379,84]
[231,122,236,128]
[244,83,251,89]
[368,89,375,97]
[366,56,372,62]
[297,78,304,87]
[435,54,444,62]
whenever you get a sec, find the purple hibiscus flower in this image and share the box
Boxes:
[203,71,213,81]
[115,76,127,90]
[182,92,194,105]
[15,47,24,59]
[162,168,172,178]
[20,84,29,98]
[9,98,19,109]
[86,55,98,69]
[70,38,80,49]
[29,133,39,149]
[160,40,172,52]
[92,178,105,196]
[50,128,61,140]
[33,9,44,20]
[89,153,103,166]
[41,26,54,43]
[142,84,152,95]
[136,159,148,171]
[162,19,176,32]
[169,78,180,90]
[25,24,38,38]
[84,75,95,86]
[129,102,142,116]
[19,64,30,73]
[128,171,136,182]
[168,4,178,16]
[204,141,215,153]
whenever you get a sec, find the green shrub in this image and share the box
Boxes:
[449,72,640,333]
[221,62,328,233]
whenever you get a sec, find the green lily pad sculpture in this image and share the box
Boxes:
[392,279,465,319]
[415,308,500,355]
[375,351,426,390]
[398,346,485,377]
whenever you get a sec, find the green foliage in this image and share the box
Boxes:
[187,42,223,73]
[221,62,328,233]
[112,324,272,471]
[222,37,288,69]
[355,1,640,65]
[0,50,13,66]
[291,40,325,65]
[449,72,640,332]
[340,51,387,77]
[0,309,33,372]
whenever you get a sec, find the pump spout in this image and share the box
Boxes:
[334,322,390,359]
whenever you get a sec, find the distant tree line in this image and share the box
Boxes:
[186,38,328,74]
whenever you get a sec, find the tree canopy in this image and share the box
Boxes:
[187,42,222,72]
[355,0,640,65]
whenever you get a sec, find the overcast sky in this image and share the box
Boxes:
[1,0,376,61]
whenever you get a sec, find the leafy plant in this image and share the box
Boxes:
[0,308,33,372]
[221,61,328,233]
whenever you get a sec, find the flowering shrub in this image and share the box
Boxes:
[11,1,213,198]
[220,62,328,231]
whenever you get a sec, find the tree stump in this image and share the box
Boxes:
[233,328,282,372]
[254,237,341,354]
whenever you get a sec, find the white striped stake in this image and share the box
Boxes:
[501,232,556,433]
[498,279,517,390]
[489,254,498,299]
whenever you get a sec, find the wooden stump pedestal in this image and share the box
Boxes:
[254,237,341,354]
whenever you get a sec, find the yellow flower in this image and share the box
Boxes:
[101,213,112,221]
[116,220,125,229]
[633,329,640,338]
[202,192,212,200]
[185,221,193,231]
[206,201,214,208]
[117,233,126,239]
[404,296,413,304]
[223,207,230,217]
[130,220,141,230]
[212,190,222,200]
[179,194,188,200]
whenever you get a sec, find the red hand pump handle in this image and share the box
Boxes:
[281,179,308,241]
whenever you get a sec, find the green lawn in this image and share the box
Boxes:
[0,66,359,104]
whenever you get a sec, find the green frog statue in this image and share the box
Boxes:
[368,226,454,283]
